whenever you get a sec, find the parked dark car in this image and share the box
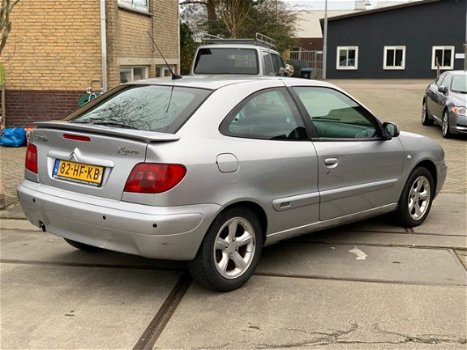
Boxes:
[422,70,467,138]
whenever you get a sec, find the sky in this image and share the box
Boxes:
[284,0,420,10]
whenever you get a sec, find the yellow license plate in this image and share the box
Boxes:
[53,160,104,186]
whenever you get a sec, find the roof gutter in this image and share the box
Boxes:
[100,0,108,92]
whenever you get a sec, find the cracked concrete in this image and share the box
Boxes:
[155,276,467,349]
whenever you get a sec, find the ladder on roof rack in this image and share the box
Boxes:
[255,33,276,49]
[200,32,277,49]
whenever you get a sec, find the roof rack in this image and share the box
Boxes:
[200,32,277,49]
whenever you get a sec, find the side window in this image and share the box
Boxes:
[293,87,379,139]
[436,73,447,86]
[262,53,274,76]
[271,54,284,76]
[441,74,451,90]
[220,88,308,141]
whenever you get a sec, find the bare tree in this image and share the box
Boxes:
[215,0,252,38]
[0,0,20,56]
[180,0,217,21]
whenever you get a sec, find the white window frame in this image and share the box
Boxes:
[431,46,455,70]
[336,46,359,70]
[120,66,149,83]
[118,0,149,13]
[383,46,406,70]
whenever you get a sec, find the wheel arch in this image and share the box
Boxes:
[413,160,438,194]
[217,201,268,242]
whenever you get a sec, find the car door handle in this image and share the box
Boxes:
[325,158,338,168]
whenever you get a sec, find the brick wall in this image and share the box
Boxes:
[1,0,102,91]
[107,0,180,87]
[5,90,82,127]
[0,0,180,127]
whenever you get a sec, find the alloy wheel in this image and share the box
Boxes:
[213,217,256,279]
[408,175,431,221]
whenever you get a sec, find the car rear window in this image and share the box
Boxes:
[194,48,259,75]
[68,85,211,133]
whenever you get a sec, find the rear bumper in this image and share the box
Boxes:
[17,181,220,260]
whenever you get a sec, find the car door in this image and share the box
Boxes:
[433,73,451,117]
[427,73,448,119]
[290,86,404,221]
[219,87,320,233]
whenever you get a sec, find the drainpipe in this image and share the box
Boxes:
[100,0,108,91]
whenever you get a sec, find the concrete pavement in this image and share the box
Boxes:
[1,193,466,349]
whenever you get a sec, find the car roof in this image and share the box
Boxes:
[129,76,335,90]
[446,70,467,76]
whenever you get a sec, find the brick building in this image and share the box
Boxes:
[0,0,180,127]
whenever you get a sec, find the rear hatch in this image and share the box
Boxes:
[28,84,211,201]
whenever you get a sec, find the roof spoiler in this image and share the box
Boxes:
[34,121,180,143]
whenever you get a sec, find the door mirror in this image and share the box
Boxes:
[438,85,448,94]
[382,122,400,140]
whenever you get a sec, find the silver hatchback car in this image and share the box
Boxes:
[18,77,447,291]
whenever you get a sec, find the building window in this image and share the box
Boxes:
[120,66,148,83]
[118,0,149,13]
[432,46,454,70]
[336,46,358,70]
[383,46,406,70]
[156,65,176,78]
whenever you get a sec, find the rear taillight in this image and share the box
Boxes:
[124,163,186,193]
[25,144,38,174]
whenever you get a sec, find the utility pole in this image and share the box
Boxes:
[464,8,467,70]
[322,0,328,79]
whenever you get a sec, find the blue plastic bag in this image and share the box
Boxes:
[0,128,27,147]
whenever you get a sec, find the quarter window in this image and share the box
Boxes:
[432,46,454,70]
[293,87,379,139]
[118,0,149,12]
[220,88,307,141]
[384,46,406,70]
[336,46,358,70]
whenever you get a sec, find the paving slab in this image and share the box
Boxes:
[0,262,180,349]
[155,276,467,349]
[0,229,186,270]
[257,242,466,286]
[298,230,467,250]
[1,218,39,231]
[412,193,466,236]
[339,193,466,236]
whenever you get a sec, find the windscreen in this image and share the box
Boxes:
[194,48,259,75]
[68,85,211,133]
[451,75,467,93]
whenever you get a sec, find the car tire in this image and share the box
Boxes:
[64,238,104,252]
[394,167,434,228]
[441,110,452,138]
[421,101,433,126]
[188,207,263,292]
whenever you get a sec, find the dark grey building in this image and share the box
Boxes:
[323,0,467,79]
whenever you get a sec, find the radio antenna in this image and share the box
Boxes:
[147,31,182,80]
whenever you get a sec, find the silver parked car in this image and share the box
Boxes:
[422,70,467,138]
[18,76,447,291]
